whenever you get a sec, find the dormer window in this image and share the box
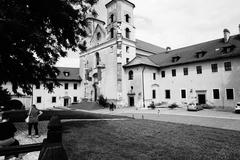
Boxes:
[125,14,130,23]
[222,44,235,54]
[96,32,101,41]
[64,72,70,77]
[195,50,206,58]
[172,56,180,63]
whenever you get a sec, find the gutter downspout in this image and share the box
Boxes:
[142,66,146,108]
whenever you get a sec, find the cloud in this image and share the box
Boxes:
[132,0,240,49]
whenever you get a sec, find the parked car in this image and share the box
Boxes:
[235,102,240,113]
[187,103,203,111]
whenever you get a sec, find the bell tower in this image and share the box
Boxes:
[105,0,135,41]
[105,0,136,107]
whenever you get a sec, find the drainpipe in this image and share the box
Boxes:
[142,66,146,108]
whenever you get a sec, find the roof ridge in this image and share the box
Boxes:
[162,34,239,54]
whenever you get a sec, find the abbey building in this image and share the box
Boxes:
[79,0,240,109]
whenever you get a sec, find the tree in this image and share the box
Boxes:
[0,86,11,106]
[0,0,98,95]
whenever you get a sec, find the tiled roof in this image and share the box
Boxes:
[105,0,135,8]
[57,67,81,81]
[123,56,159,68]
[125,35,240,68]
[149,35,240,68]
[136,39,165,54]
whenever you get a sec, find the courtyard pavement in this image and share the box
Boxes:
[83,107,240,131]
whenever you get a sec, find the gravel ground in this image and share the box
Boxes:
[0,121,48,160]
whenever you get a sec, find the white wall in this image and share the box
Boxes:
[33,81,81,109]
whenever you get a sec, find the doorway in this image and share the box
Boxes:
[64,98,69,106]
[129,96,134,107]
[198,94,206,104]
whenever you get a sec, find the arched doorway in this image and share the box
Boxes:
[62,96,71,106]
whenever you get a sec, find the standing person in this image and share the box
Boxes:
[27,104,43,138]
[0,113,20,159]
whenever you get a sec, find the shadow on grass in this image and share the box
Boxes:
[3,110,130,122]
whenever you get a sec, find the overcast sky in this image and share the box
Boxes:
[56,0,240,67]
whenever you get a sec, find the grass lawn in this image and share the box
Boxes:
[69,102,104,111]
[62,119,240,160]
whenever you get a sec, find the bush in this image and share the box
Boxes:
[148,102,155,109]
[202,104,214,109]
[168,103,178,109]
[2,100,25,111]
[98,95,108,108]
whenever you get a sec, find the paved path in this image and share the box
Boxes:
[83,107,240,131]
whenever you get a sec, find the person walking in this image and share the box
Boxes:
[26,104,43,138]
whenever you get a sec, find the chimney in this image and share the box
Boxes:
[223,28,230,43]
[166,47,171,53]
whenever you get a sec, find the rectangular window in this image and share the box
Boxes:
[172,69,176,77]
[183,68,188,76]
[211,64,218,73]
[224,62,232,71]
[37,97,41,103]
[196,66,202,74]
[36,84,40,89]
[73,97,78,103]
[213,89,220,99]
[74,83,77,90]
[52,97,56,103]
[226,89,234,100]
[152,90,156,99]
[126,58,129,63]
[181,90,186,98]
[153,73,156,80]
[165,90,171,99]
[65,83,68,90]
[161,71,165,78]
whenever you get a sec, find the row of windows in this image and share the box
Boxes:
[110,28,130,39]
[151,89,235,100]
[128,62,232,81]
[36,96,78,103]
[161,61,232,78]
[36,83,78,90]
[110,14,130,23]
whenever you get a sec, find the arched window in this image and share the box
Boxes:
[96,32,101,41]
[96,52,100,66]
[128,70,133,80]
[110,28,114,39]
[126,46,129,53]
[110,14,114,23]
[125,14,130,23]
[125,28,130,39]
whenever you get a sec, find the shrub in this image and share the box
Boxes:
[168,103,178,109]
[98,95,108,108]
[148,102,155,109]
[202,104,214,109]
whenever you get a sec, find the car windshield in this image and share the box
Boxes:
[237,103,240,106]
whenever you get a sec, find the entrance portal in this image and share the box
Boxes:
[64,98,69,106]
[129,96,134,107]
[198,94,206,104]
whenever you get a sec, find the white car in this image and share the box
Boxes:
[187,103,202,111]
[235,102,240,113]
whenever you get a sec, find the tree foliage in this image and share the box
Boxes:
[0,86,11,106]
[0,0,98,95]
